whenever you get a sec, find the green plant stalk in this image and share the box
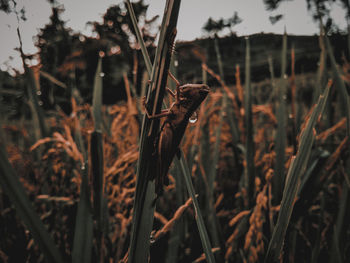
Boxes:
[174,153,216,263]
[165,163,187,263]
[264,81,331,263]
[313,26,327,103]
[27,68,49,138]
[330,181,350,263]
[0,142,64,263]
[125,0,152,75]
[322,24,350,136]
[72,96,93,263]
[72,163,93,263]
[206,93,226,257]
[16,26,48,139]
[214,35,224,80]
[165,57,186,263]
[127,1,183,262]
[273,31,287,204]
[267,55,276,103]
[127,2,215,262]
[244,36,255,208]
[92,58,103,132]
[311,193,325,263]
[91,57,105,260]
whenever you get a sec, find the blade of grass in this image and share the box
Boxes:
[273,31,287,204]
[127,1,183,262]
[174,153,216,263]
[125,0,152,74]
[244,36,255,208]
[322,22,350,136]
[205,93,226,260]
[214,34,224,80]
[16,25,48,139]
[72,163,93,263]
[264,80,332,263]
[91,57,105,261]
[0,142,64,263]
[267,55,276,103]
[92,58,103,132]
[165,163,186,263]
[71,97,93,263]
[313,26,327,103]
[330,180,350,263]
[127,2,215,262]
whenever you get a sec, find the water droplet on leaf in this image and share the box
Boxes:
[99,51,105,58]
[150,233,155,244]
[189,112,198,124]
[100,72,105,77]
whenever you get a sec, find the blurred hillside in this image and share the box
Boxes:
[0,1,349,116]
[176,32,348,85]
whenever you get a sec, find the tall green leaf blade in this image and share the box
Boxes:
[174,154,216,263]
[92,58,103,132]
[0,143,64,263]
[127,2,215,262]
[27,67,48,138]
[125,0,152,74]
[206,93,226,254]
[72,104,93,263]
[214,36,224,80]
[323,29,350,136]
[330,180,350,263]
[273,31,287,204]
[72,164,93,263]
[91,57,105,260]
[128,1,182,262]
[244,36,255,207]
[264,81,331,263]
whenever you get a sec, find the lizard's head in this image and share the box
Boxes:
[179,84,210,112]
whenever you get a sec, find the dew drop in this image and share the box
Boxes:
[99,51,105,58]
[81,163,86,171]
[36,90,42,96]
[150,233,155,244]
[100,72,105,77]
[38,101,43,106]
[189,112,198,124]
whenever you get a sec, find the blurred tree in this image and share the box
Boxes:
[226,12,243,35]
[35,3,74,109]
[0,0,25,19]
[263,0,350,32]
[269,14,284,25]
[0,0,31,119]
[203,17,226,36]
[35,0,158,110]
[202,12,242,36]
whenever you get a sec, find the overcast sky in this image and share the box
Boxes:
[0,0,347,72]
